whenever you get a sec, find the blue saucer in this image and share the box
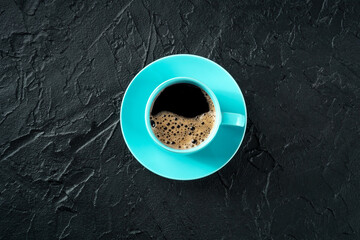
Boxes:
[120,54,247,180]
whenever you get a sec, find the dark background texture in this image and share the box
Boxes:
[1,0,360,239]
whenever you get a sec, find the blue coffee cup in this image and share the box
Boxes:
[145,77,245,154]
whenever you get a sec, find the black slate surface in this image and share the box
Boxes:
[1,0,360,239]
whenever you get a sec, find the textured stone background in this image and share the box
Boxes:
[1,0,360,239]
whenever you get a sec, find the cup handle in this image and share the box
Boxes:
[221,112,246,127]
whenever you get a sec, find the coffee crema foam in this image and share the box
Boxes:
[150,92,216,149]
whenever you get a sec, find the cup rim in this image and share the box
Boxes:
[145,77,222,154]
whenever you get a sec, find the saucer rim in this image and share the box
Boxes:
[120,54,247,180]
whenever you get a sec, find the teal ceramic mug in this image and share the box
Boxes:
[145,77,245,154]
[120,54,247,180]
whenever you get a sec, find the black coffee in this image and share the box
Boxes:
[151,83,210,117]
[150,83,216,149]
